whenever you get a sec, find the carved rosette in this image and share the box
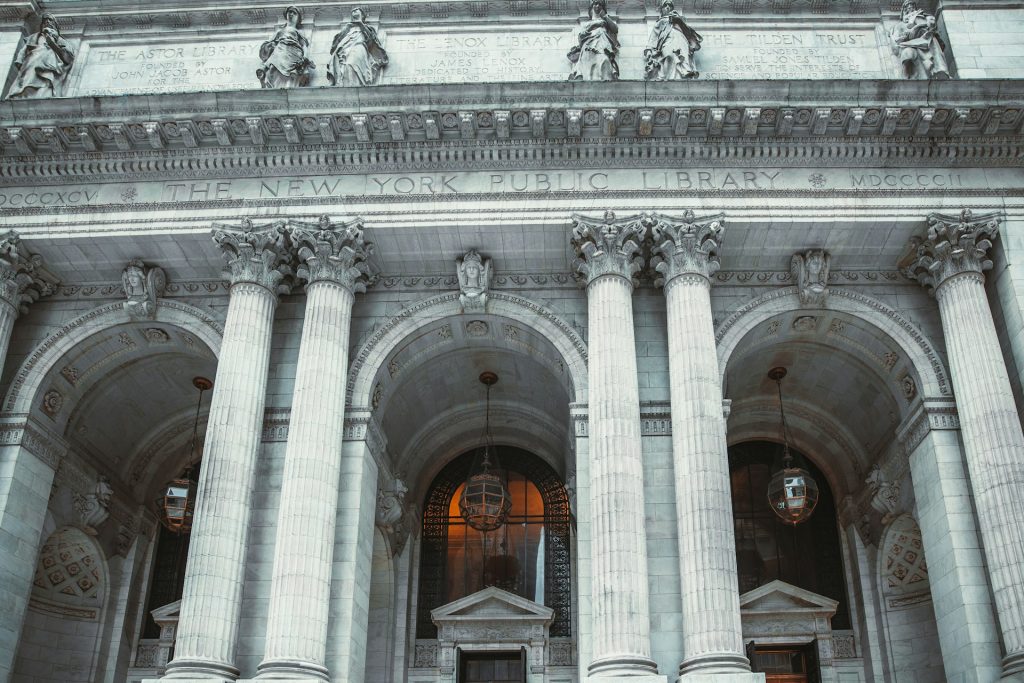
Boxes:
[211,219,293,294]
[0,231,58,315]
[570,211,646,286]
[901,209,1002,295]
[647,210,725,287]
[290,215,373,292]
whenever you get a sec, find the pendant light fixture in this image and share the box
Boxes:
[766,367,819,525]
[155,376,212,534]
[459,371,512,532]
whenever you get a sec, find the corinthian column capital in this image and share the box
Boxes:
[648,210,725,286]
[901,209,1002,294]
[570,210,646,286]
[0,231,58,315]
[290,215,374,292]
[212,218,293,294]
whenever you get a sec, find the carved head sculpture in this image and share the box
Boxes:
[589,0,608,18]
[901,0,920,18]
[123,259,146,296]
[351,6,368,22]
[39,13,59,34]
[659,0,675,15]
[96,476,113,506]
[462,250,484,286]
[283,5,302,25]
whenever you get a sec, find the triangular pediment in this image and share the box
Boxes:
[740,580,838,617]
[150,599,181,624]
[431,586,554,622]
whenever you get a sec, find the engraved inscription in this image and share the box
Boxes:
[74,40,261,96]
[379,30,569,84]
[700,30,883,79]
[0,169,1007,211]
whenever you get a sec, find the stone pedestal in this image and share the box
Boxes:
[258,218,372,680]
[571,212,662,681]
[648,212,754,678]
[903,210,1024,679]
[163,221,291,680]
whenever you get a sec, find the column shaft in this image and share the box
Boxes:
[935,272,1024,675]
[665,275,748,674]
[259,282,355,679]
[586,273,658,676]
[165,282,278,679]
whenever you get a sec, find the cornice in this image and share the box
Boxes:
[1,81,1021,176]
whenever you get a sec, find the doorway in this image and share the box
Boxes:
[458,650,526,683]
[750,643,819,683]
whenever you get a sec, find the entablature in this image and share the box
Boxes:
[0,80,1021,176]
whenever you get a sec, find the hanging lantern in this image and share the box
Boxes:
[156,376,212,534]
[459,371,512,532]
[766,367,819,525]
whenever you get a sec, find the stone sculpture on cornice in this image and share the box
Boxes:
[791,249,830,307]
[257,6,314,89]
[7,13,75,99]
[890,0,950,80]
[121,258,166,320]
[567,0,619,81]
[644,0,702,81]
[457,249,492,314]
[328,7,389,87]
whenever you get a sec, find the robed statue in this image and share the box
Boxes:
[8,14,75,99]
[567,0,619,81]
[257,6,314,88]
[644,0,702,80]
[890,0,950,80]
[328,7,389,86]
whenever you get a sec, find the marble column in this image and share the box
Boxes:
[0,232,59,683]
[648,212,758,680]
[570,211,662,681]
[258,217,372,680]
[163,220,291,681]
[903,209,1024,679]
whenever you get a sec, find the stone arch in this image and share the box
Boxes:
[3,299,223,417]
[347,292,588,409]
[715,287,950,401]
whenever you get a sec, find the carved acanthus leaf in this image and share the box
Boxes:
[290,215,373,292]
[901,208,1002,294]
[570,210,646,285]
[647,210,725,284]
[0,231,59,314]
[211,218,293,293]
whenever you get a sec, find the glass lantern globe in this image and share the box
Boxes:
[459,465,513,532]
[156,473,197,534]
[767,461,820,526]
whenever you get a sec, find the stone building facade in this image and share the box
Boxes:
[0,1,1023,682]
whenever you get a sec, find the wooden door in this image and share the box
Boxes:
[459,650,526,683]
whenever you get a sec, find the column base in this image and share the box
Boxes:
[160,658,240,681]
[1002,651,1024,681]
[588,654,663,679]
[678,675,764,682]
[586,677,667,682]
[253,659,329,680]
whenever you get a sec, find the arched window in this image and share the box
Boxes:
[418,447,571,638]
[730,441,850,629]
